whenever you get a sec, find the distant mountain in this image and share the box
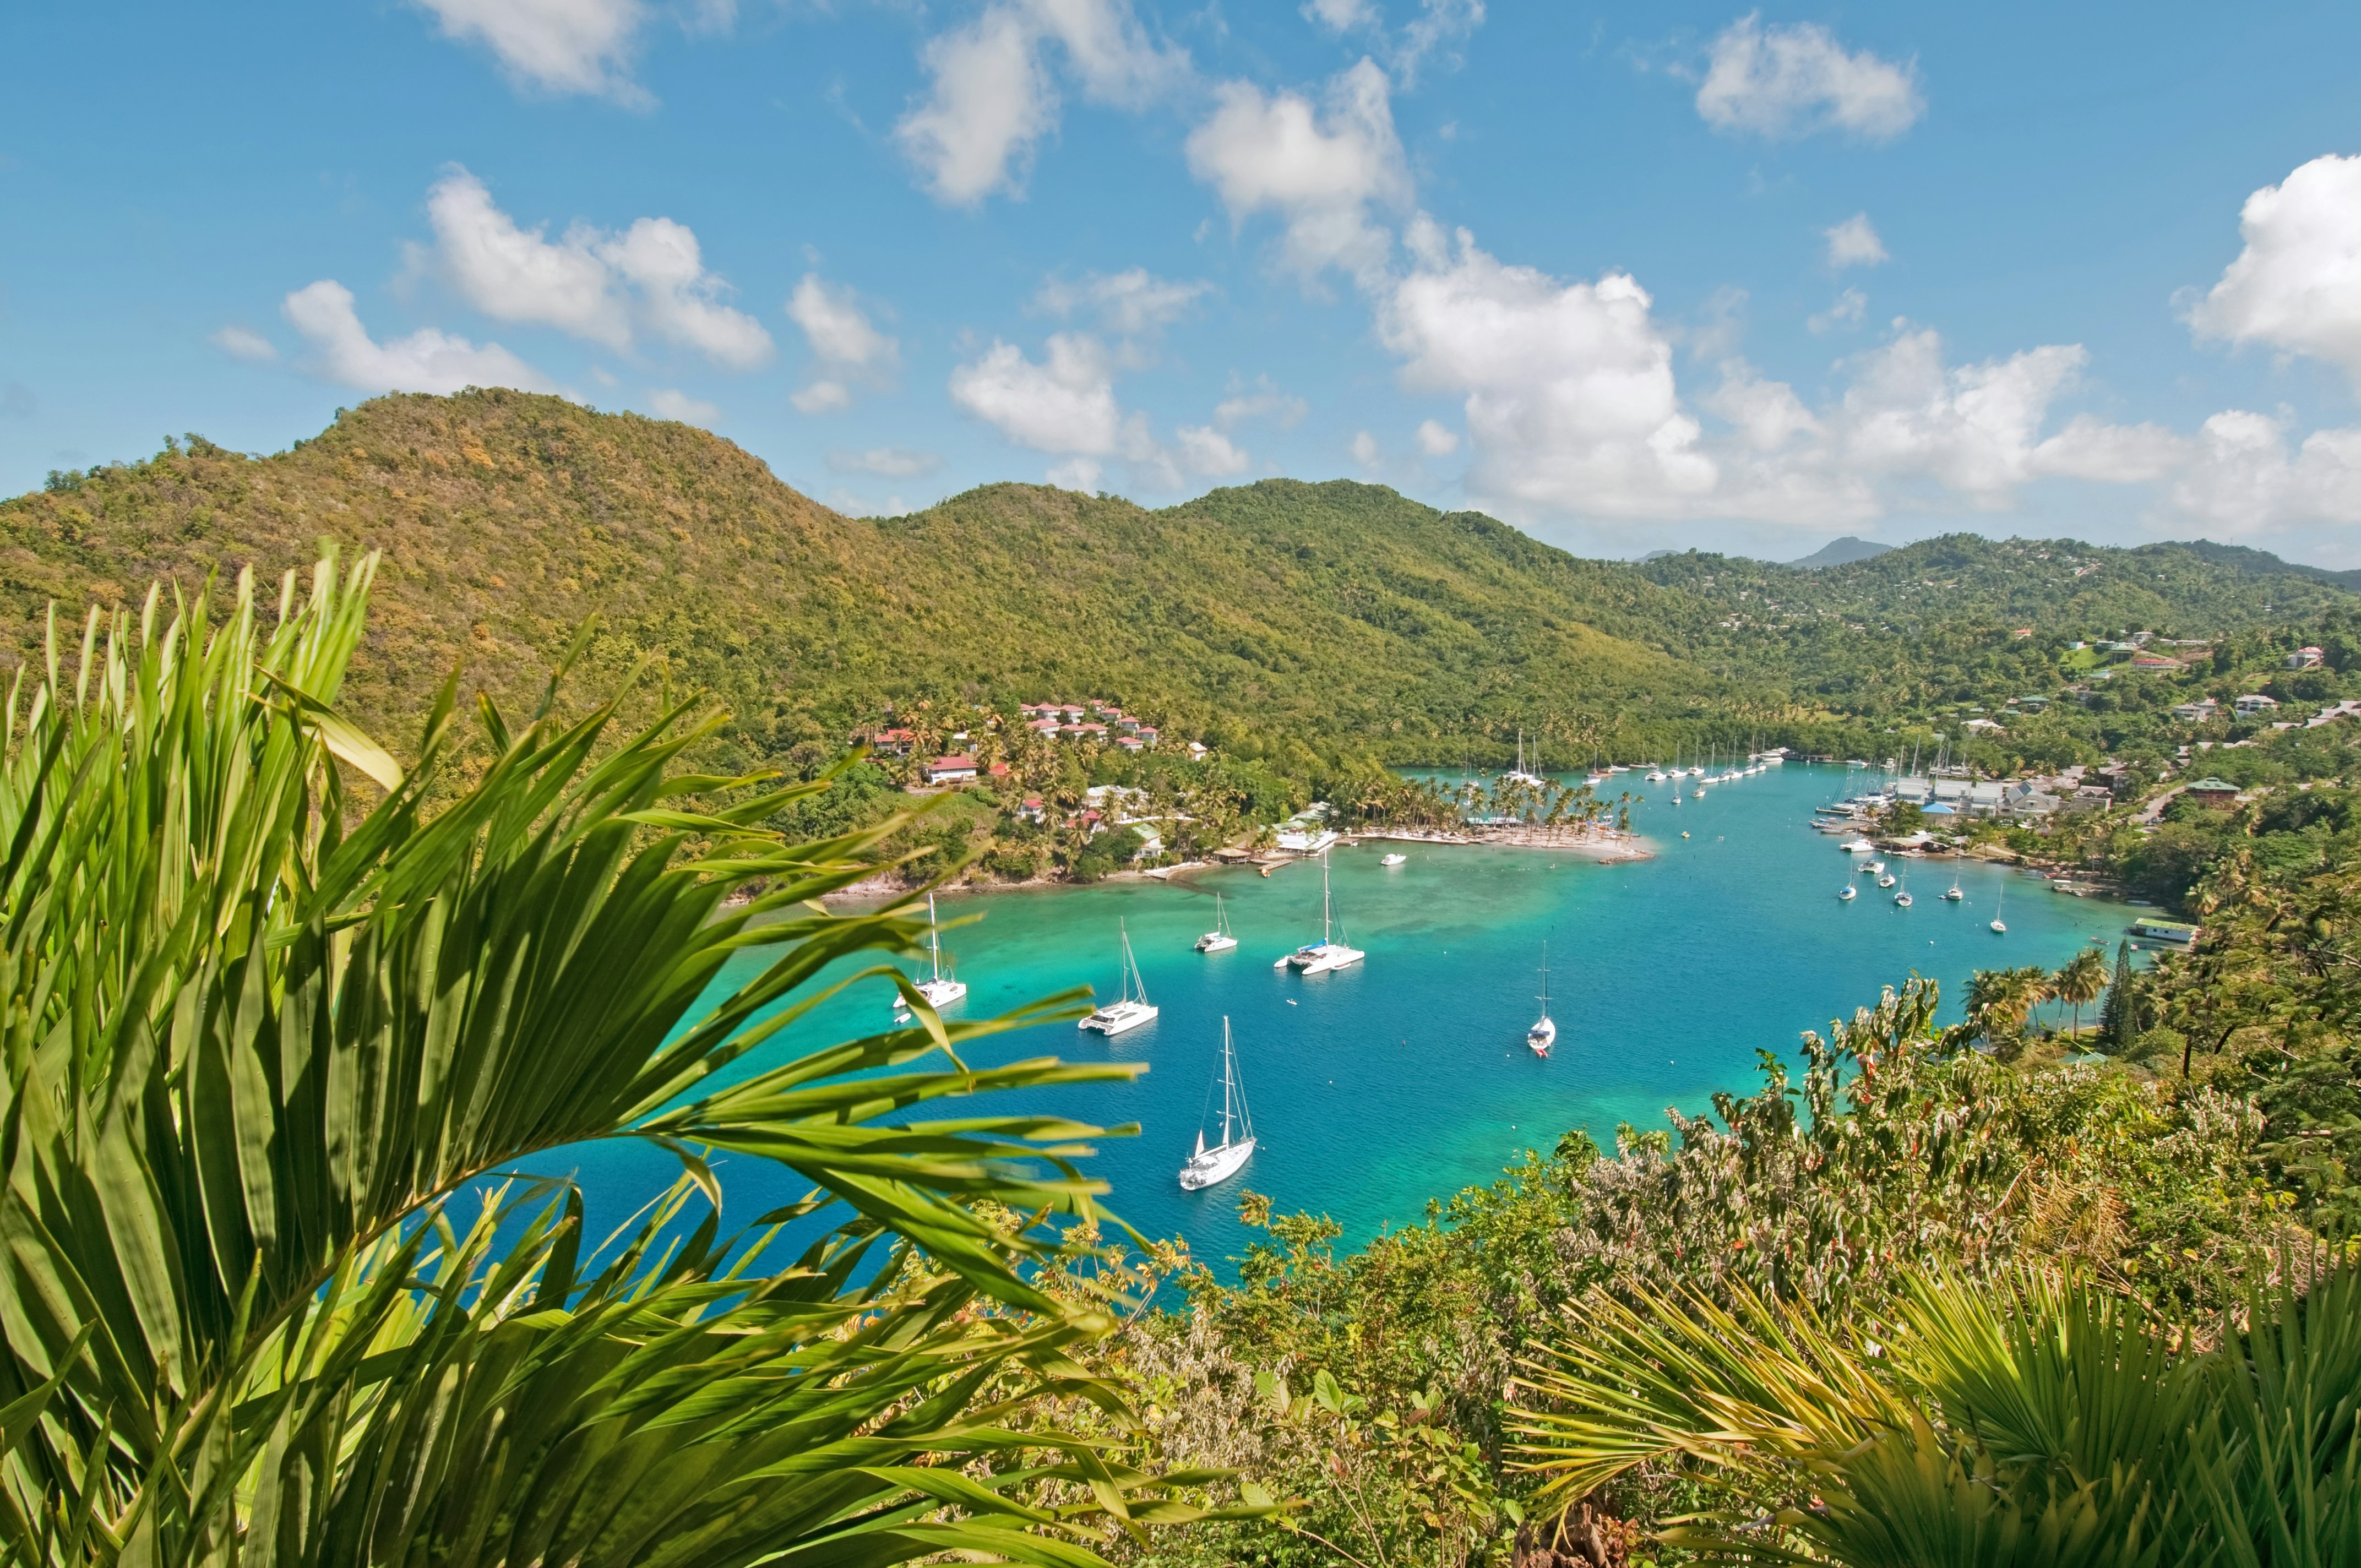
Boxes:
[1791,536,1896,569]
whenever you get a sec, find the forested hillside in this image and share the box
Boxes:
[7,389,2357,771]
[1,391,1722,772]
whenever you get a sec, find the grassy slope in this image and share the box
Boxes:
[0,391,1710,766]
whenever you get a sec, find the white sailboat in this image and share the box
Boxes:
[1990,881,2008,935]
[1838,884,1857,901]
[1277,851,1365,974]
[1893,871,1912,907]
[1195,893,1238,953]
[1505,728,1544,787]
[1527,943,1557,1057]
[1080,919,1160,1035]
[1944,869,1965,901]
[896,891,967,1016]
[1178,1017,1256,1190]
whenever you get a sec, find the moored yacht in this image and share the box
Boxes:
[1381,852,1407,867]
[1195,893,1237,953]
[1527,942,1557,1057]
[1838,884,1857,901]
[1080,919,1160,1035]
[1278,851,1365,975]
[1841,837,1875,854]
[896,891,967,1016]
[1178,1017,1257,1191]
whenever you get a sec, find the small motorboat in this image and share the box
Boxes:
[1381,852,1407,867]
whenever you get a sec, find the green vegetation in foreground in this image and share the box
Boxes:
[0,558,1245,1565]
[9,545,2361,1564]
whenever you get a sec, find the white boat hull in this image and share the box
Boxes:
[1179,1136,1255,1190]
[916,977,966,1008]
[1381,853,1407,866]
[1079,1000,1159,1036]
[1527,1017,1556,1055]
[1285,943,1365,974]
[1195,933,1237,952]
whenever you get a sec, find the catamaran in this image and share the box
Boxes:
[896,891,967,1016]
[1276,851,1365,975]
[1178,1017,1257,1190]
[1527,943,1557,1057]
[1195,893,1237,953]
[1080,919,1160,1035]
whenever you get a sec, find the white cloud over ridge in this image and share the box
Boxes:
[950,334,1130,454]
[413,0,652,104]
[785,274,899,413]
[415,170,771,368]
[1373,220,2361,540]
[2185,153,2361,389]
[1695,14,1923,141]
[646,388,720,426]
[829,447,943,477]
[895,0,1185,205]
[1185,59,1410,284]
[281,280,551,395]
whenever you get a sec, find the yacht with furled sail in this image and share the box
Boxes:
[1080,919,1159,1035]
[1527,943,1557,1057]
[1991,881,2008,934]
[895,891,967,1017]
[1276,851,1365,975]
[1195,893,1237,953]
[1178,1017,1256,1190]
[1505,728,1544,787]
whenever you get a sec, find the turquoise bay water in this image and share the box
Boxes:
[549,765,2134,1270]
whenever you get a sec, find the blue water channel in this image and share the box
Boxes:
[545,764,2139,1273]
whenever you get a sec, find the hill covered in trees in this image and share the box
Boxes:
[6,389,2357,773]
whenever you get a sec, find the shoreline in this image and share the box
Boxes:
[814,827,1653,906]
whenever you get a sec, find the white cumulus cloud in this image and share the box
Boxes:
[785,274,899,413]
[2185,153,2361,389]
[1186,59,1410,285]
[413,0,652,105]
[1695,14,1923,141]
[1176,423,1250,475]
[1350,430,1380,466]
[949,333,1129,454]
[414,168,770,368]
[211,325,278,362]
[646,388,720,426]
[895,0,1186,205]
[1824,212,1889,269]
[1415,417,1459,456]
[1380,221,1716,516]
[281,280,551,395]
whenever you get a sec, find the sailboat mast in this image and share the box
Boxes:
[1221,1018,1236,1145]
[928,891,944,982]
[1322,852,1332,944]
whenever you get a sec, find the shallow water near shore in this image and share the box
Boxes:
[543,764,2136,1276]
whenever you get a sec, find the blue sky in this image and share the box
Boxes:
[3,2,2359,560]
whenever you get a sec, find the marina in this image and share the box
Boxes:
[547,763,2147,1273]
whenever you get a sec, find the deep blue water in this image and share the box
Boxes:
[540,764,2135,1272]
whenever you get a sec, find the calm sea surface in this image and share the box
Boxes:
[546,764,2136,1271]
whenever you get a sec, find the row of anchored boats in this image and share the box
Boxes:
[1836,840,2008,932]
[896,847,1561,1195]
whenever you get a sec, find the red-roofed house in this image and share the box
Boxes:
[987,760,1010,777]
[922,754,979,786]
[865,727,916,756]
[1135,727,1158,747]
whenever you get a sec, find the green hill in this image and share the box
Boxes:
[7,391,2357,773]
[0,391,1720,772]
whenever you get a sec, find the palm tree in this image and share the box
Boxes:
[1965,964,2056,1058]
[0,559,1228,1567]
[1510,1264,2361,1566]
[2053,947,2108,1041]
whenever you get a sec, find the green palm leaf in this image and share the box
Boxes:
[0,554,1237,1567]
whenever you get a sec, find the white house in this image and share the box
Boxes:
[2234,693,2280,716]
